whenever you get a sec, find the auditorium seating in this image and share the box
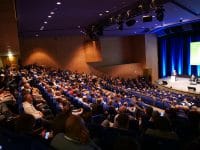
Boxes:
[0,64,199,150]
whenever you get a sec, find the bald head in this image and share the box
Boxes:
[24,94,33,103]
[65,115,84,133]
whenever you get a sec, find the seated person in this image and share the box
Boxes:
[32,88,49,110]
[0,73,6,91]
[0,90,15,103]
[22,94,43,119]
[0,102,9,121]
[51,114,100,150]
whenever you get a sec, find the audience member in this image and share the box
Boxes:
[51,114,100,150]
[22,94,43,119]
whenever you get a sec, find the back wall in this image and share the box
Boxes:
[20,35,146,78]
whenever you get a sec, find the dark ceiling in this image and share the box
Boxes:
[15,0,200,37]
[16,0,137,37]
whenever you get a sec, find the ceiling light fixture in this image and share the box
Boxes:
[105,10,109,13]
[99,13,103,16]
[48,15,52,18]
[44,21,48,24]
[40,26,44,30]
[8,52,13,57]
[56,2,61,5]
[50,11,55,15]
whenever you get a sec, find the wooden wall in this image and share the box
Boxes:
[20,35,146,78]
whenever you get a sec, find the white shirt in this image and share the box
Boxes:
[22,101,42,119]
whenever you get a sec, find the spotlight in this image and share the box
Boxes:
[125,10,134,19]
[109,17,116,24]
[116,14,124,30]
[126,19,136,26]
[117,21,123,30]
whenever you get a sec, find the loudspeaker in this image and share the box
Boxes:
[162,81,168,85]
[188,86,196,91]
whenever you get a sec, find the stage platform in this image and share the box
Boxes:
[157,77,200,95]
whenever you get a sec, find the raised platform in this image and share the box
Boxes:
[157,77,200,95]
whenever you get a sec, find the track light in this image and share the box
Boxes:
[118,22,123,30]
[155,6,165,22]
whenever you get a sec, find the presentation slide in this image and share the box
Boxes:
[190,42,200,65]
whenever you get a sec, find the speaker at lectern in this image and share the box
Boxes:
[171,70,177,82]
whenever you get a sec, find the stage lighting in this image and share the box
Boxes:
[151,0,163,7]
[117,18,124,30]
[140,0,152,13]
[96,26,104,36]
[86,27,98,40]
[142,15,152,22]
[155,6,165,22]
[126,19,136,26]
[118,22,123,30]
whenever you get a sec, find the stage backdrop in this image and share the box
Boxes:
[158,32,200,78]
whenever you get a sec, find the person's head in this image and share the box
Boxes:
[151,110,160,121]
[23,93,33,103]
[116,113,129,129]
[96,98,102,105]
[119,106,127,114]
[145,106,153,117]
[65,114,89,143]
[52,112,70,135]
[0,74,5,81]
[24,83,31,89]
[108,100,113,106]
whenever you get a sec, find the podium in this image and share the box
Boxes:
[171,75,176,82]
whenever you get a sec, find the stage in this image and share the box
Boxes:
[157,77,200,95]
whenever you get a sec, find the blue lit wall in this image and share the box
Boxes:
[158,32,200,78]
